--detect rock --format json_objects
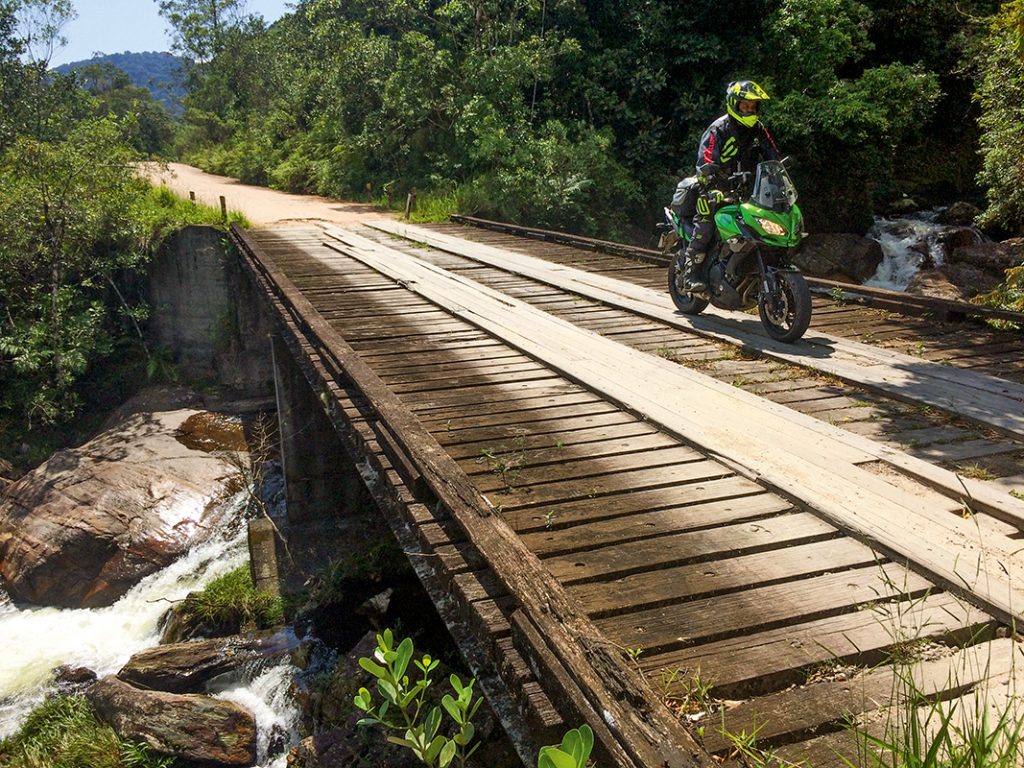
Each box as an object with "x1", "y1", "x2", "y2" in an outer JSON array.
[
  {"x1": 943, "y1": 263, "x2": 1002, "y2": 298},
  {"x1": 792, "y1": 233, "x2": 884, "y2": 283},
  {"x1": 118, "y1": 632, "x2": 295, "y2": 693},
  {"x1": 87, "y1": 675, "x2": 257, "y2": 766},
  {"x1": 99, "y1": 385, "x2": 204, "y2": 433},
  {"x1": 52, "y1": 664, "x2": 97, "y2": 694},
  {"x1": 950, "y1": 238, "x2": 1024, "y2": 275},
  {"x1": 288, "y1": 730, "x2": 362, "y2": 768},
  {"x1": 0, "y1": 409, "x2": 245, "y2": 608},
  {"x1": 935, "y1": 227, "x2": 982, "y2": 263},
  {"x1": 885, "y1": 197, "x2": 919, "y2": 215},
  {"x1": 905, "y1": 269, "x2": 965, "y2": 301},
  {"x1": 937, "y1": 201, "x2": 982, "y2": 226}
]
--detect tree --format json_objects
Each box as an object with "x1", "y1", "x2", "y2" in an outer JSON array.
[
  {"x1": 156, "y1": 0, "x2": 252, "y2": 61},
  {"x1": 0, "y1": 117, "x2": 149, "y2": 425},
  {"x1": 975, "y1": 0, "x2": 1024, "y2": 235}
]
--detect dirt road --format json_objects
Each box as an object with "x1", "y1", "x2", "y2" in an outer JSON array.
[{"x1": 142, "y1": 162, "x2": 392, "y2": 227}]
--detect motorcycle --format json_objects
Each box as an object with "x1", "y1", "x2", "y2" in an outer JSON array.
[{"x1": 661, "y1": 159, "x2": 812, "y2": 343}]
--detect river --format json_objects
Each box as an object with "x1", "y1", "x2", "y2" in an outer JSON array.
[
  {"x1": 865, "y1": 208, "x2": 984, "y2": 291},
  {"x1": 0, "y1": 489, "x2": 302, "y2": 767}
]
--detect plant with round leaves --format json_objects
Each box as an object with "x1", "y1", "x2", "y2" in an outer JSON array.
[
  {"x1": 353, "y1": 628, "x2": 482, "y2": 768},
  {"x1": 537, "y1": 724, "x2": 594, "y2": 768}
]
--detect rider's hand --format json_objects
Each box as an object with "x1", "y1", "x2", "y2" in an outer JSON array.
[{"x1": 708, "y1": 189, "x2": 726, "y2": 204}]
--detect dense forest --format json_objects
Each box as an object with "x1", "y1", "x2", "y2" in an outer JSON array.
[
  {"x1": 1, "y1": 0, "x2": 1023, "y2": 445},
  {"x1": 160, "y1": 0, "x2": 1022, "y2": 241}
]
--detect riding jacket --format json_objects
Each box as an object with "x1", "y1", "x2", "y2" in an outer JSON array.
[{"x1": 695, "y1": 113, "x2": 780, "y2": 187}]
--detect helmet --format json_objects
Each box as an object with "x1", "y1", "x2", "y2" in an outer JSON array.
[{"x1": 726, "y1": 80, "x2": 770, "y2": 128}]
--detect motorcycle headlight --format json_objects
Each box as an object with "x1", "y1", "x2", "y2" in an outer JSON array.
[{"x1": 756, "y1": 217, "x2": 787, "y2": 236}]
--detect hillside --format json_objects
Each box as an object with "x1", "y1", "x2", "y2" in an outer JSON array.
[{"x1": 55, "y1": 51, "x2": 186, "y2": 113}]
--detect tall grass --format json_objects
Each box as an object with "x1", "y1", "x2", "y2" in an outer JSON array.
[
  {"x1": 137, "y1": 184, "x2": 251, "y2": 247},
  {"x1": 0, "y1": 695, "x2": 180, "y2": 768},
  {"x1": 180, "y1": 563, "x2": 283, "y2": 633}
]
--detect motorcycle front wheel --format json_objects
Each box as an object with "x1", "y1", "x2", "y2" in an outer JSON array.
[
  {"x1": 668, "y1": 259, "x2": 709, "y2": 315},
  {"x1": 758, "y1": 270, "x2": 811, "y2": 343}
]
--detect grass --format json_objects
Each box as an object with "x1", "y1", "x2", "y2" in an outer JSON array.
[
  {"x1": 139, "y1": 184, "x2": 251, "y2": 245},
  {"x1": 0, "y1": 695, "x2": 181, "y2": 768},
  {"x1": 956, "y1": 464, "x2": 998, "y2": 481},
  {"x1": 179, "y1": 563, "x2": 283, "y2": 632}
]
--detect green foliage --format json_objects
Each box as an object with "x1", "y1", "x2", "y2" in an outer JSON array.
[
  {"x1": 179, "y1": 563, "x2": 284, "y2": 633},
  {"x1": 354, "y1": 629, "x2": 482, "y2": 768},
  {"x1": 0, "y1": 694, "x2": 181, "y2": 768},
  {"x1": 974, "y1": 263, "x2": 1024, "y2": 316},
  {"x1": 537, "y1": 724, "x2": 594, "y2": 768},
  {"x1": 975, "y1": 1, "x2": 1024, "y2": 235}
]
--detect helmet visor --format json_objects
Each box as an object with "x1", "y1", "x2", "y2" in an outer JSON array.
[{"x1": 737, "y1": 99, "x2": 760, "y2": 115}]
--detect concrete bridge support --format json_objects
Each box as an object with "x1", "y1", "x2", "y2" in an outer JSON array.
[{"x1": 270, "y1": 333, "x2": 385, "y2": 589}]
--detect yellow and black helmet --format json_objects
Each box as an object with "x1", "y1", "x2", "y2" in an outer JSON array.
[{"x1": 726, "y1": 80, "x2": 770, "y2": 128}]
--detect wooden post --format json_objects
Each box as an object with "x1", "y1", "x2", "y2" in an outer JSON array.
[
  {"x1": 219, "y1": 195, "x2": 227, "y2": 221},
  {"x1": 404, "y1": 187, "x2": 417, "y2": 220},
  {"x1": 189, "y1": 190, "x2": 196, "y2": 203},
  {"x1": 366, "y1": 181, "x2": 373, "y2": 202},
  {"x1": 247, "y1": 518, "x2": 280, "y2": 599}
]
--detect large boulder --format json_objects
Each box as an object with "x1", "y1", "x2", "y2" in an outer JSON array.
[
  {"x1": 87, "y1": 676, "x2": 257, "y2": 766},
  {"x1": 950, "y1": 238, "x2": 1024, "y2": 275},
  {"x1": 792, "y1": 233, "x2": 884, "y2": 283},
  {"x1": 0, "y1": 409, "x2": 245, "y2": 608},
  {"x1": 937, "y1": 201, "x2": 982, "y2": 227},
  {"x1": 118, "y1": 631, "x2": 295, "y2": 693}
]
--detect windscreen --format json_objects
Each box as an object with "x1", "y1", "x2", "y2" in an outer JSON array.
[{"x1": 749, "y1": 161, "x2": 798, "y2": 212}]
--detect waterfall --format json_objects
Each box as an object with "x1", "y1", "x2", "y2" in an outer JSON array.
[
  {"x1": 0, "y1": 484, "x2": 303, "y2": 767},
  {"x1": 864, "y1": 208, "x2": 984, "y2": 291}
]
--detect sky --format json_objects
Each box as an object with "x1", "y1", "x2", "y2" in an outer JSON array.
[{"x1": 50, "y1": 0, "x2": 294, "y2": 67}]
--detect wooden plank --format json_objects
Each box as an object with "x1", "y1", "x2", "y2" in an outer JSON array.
[
  {"x1": 704, "y1": 638, "x2": 1023, "y2": 755},
  {"x1": 522, "y1": 492, "x2": 790, "y2": 556},
  {"x1": 488, "y1": 458, "x2": 734, "y2": 512},
  {"x1": 545, "y1": 511, "x2": 838, "y2": 583},
  {"x1": 471, "y1": 445, "x2": 705, "y2": 494},
  {"x1": 639, "y1": 591, "x2": 992, "y2": 698},
  {"x1": 569, "y1": 536, "x2": 876, "y2": 617},
  {"x1": 501, "y1": 475, "x2": 769, "y2": 533},
  {"x1": 446, "y1": 421, "x2": 665, "y2": 462},
  {"x1": 595, "y1": 563, "x2": 934, "y2": 654}
]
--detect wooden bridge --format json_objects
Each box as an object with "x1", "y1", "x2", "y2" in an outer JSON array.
[{"x1": 228, "y1": 219, "x2": 1024, "y2": 768}]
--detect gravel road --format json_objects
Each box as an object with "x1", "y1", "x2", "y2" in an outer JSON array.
[{"x1": 142, "y1": 162, "x2": 392, "y2": 227}]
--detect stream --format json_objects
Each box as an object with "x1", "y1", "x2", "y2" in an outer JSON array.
[
  {"x1": 0, "y1": 489, "x2": 302, "y2": 767},
  {"x1": 864, "y1": 208, "x2": 985, "y2": 291}
]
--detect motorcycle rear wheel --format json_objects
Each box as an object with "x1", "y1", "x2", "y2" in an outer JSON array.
[
  {"x1": 668, "y1": 259, "x2": 709, "y2": 315},
  {"x1": 758, "y1": 270, "x2": 811, "y2": 343}
]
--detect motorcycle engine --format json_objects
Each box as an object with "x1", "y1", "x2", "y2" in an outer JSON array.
[{"x1": 707, "y1": 259, "x2": 743, "y2": 310}]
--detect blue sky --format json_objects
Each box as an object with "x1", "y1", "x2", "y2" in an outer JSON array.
[{"x1": 51, "y1": 0, "x2": 294, "y2": 66}]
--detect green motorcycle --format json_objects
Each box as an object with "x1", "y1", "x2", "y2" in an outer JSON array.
[{"x1": 664, "y1": 159, "x2": 811, "y2": 343}]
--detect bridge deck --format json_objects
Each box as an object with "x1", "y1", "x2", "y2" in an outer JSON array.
[{"x1": 235, "y1": 223, "x2": 1023, "y2": 767}]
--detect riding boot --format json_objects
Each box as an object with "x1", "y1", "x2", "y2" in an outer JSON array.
[{"x1": 680, "y1": 249, "x2": 707, "y2": 293}]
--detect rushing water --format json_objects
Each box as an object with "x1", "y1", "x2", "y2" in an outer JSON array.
[
  {"x1": 864, "y1": 208, "x2": 984, "y2": 291},
  {"x1": 0, "y1": 487, "x2": 303, "y2": 766}
]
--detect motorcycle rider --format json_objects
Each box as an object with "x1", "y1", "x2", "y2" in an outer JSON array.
[{"x1": 680, "y1": 80, "x2": 781, "y2": 292}]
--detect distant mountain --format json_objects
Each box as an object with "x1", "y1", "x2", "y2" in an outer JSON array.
[{"x1": 55, "y1": 51, "x2": 187, "y2": 114}]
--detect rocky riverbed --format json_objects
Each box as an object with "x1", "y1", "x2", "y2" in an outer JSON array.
[{"x1": 0, "y1": 387, "x2": 520, "y2": 768}]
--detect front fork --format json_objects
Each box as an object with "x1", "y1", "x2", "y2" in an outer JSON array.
[{"x1": 757, "y1": 252, "x2": 786, "y2": 315}]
